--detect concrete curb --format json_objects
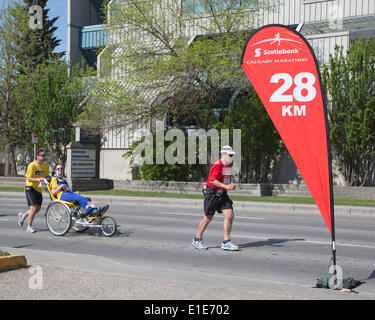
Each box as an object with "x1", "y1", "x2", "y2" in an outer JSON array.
[{"x1": 0, "y1": 254, "x2": 27, "y2": 272}]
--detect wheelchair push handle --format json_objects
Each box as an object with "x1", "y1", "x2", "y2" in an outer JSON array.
[{"x1": 38, "y1": 177, "x2": 52, "y2": 192}]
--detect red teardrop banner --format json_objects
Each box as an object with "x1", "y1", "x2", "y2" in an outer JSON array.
[{"x1": 241, "y1": 24, "x2": 334, "y2": 234}]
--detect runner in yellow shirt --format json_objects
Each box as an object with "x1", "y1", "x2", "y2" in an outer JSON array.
[{"x1": 18, "y1": 149, "x2": 50, "y2": 233}]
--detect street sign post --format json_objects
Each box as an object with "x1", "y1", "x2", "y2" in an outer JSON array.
[
  {"x1": 32, "y1": 132, "x2": 38, "y2": 144},
  {"x1": 32, "y1": 132, "x2": 38, "y2": 156}
]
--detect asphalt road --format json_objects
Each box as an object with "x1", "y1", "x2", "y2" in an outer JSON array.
[{"x1": 1, "y1": 191, "x2": 375, "y2": 300}]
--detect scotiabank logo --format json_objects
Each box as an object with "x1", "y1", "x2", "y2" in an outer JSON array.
[
  {"x1": 254, "y1": 48, "x2": 261, "y2": 57},
  {"x1": 254, "y1": 47, "x2": 299, "y2": 57}
]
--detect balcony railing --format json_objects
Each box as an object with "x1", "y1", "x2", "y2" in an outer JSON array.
[{"x1": 80, "y1": 24, "x2": 107, "y2": 49}]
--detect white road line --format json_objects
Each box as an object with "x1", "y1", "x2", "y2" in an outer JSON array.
[{"x1": 156, "y1": 211, "x2": 266, "y2": 220}]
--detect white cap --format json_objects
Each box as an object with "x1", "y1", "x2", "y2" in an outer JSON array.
[{"x1": 220, "y1": 146, "x2": 236, "y2": 155}]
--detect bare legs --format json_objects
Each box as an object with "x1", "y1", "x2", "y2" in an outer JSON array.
[
  {"x1": 23, "y1": 204, "x2": 40, "y2": 227},
  {"x1": 195, "y1": 209, "x2": 234, "y2": 241}
]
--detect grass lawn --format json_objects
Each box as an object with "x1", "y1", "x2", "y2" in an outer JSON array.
[
  {"x1": 84, "y1": 189, "x2": 375, "y2": 208},
  {"x1": 0, "y1": 250, "x2": 10, "y2": 256}
]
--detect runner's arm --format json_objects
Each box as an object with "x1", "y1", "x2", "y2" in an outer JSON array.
[
  {"x1": 26, "y1": 177, "x2": 45, "y2": 183},
  {"x1": 51, "y1": 184, "x2": 67, "y2": 197},
  {"x1": 209, "y1": 180, "x2": 235, "y2": 190}
]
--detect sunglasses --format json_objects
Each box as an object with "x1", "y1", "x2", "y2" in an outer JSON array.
[{"x1": 228, "y1": 154, "x2": 233, "y2": 157}]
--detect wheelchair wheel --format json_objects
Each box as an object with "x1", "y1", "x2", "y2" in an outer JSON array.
[
  {"x1": 46, "y1": 201, "x2": 72, "y2": 236},
  {"x1": 101, "y1": 216, "x2": 117, "y2": 237}
]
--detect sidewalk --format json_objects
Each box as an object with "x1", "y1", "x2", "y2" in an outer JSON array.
[{"x1": 0, "y1": 247, "x2": 366, "y2": 300}]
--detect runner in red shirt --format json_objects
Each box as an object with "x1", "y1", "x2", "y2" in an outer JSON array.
[{"x1": 192, "y1": 146, "x2": 239, "y2": 251}]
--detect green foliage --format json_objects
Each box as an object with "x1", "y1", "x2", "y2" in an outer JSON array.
[
  {"x1": 218, "y1": 89, "x2": 283, "y2": 183},
  {"x1": 139, "y1": 161, "x2": 201, "y2": 182},
  {"x1": 125, "y1": 133, "x2": 204, "y2": 182},
  {"x1": 27, "y1": 60, "x2": 95, "y2": 164},
  {"x1": 81, "y1": 0, "x2": 282, "y2": 183},
  {"x1": 0, "y1": 250, "x2": 10, "y2": 256},
  {"x1": 80, "y1": 0, "x2": 276, "y2": 131},
  {"x1": 0, "y1": 0, "x2": 32, "y2": 174},
  {"x1": 0, "y1": 0, "x2": 65, "y2": 174},
  {"x1": 322, "y1": 38, "x2": 375, "y2": 186},
  {"x1": 20, "y1": 0, "x2": 63, "y2": 69}
]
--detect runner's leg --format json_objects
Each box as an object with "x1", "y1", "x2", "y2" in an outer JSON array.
[
  {"x1": 26, "y1": 204, "x2": 41, "y2": 227},
  {"x1": 222, "y1": 209, "x2": 234, "y2": 241},
  {"x1": 196, "y1": 215, "x2": 214, "y2": 239}
]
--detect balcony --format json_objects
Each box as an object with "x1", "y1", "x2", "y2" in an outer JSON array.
[{"x1": 80, "y1": 24, "x2": 107, "y2": 49}]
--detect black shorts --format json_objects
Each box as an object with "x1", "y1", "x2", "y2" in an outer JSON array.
[
  {"x1": 25, "y1": 187, "x2": 43, "y2": 207},
  {"x1": 203, "y1": 192, "x2": 233, "y2": 215}
]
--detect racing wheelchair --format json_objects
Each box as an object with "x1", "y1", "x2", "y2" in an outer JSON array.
[{"x1": 41, "y1": 179, "x2": 117, "y2": 237}]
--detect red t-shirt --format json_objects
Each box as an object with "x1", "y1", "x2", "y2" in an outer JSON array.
[{"x1": 206, "y1": 159, "x2": 231, "y2": 192}]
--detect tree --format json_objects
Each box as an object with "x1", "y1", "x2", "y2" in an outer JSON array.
[
  {"x1": 79, "y1": 0, "x2": 276, "y2": 131},
  {"x1": 0, "y1": 0, "x2": 32, "y2": 175},
  {"x1": 322, "y1": 38, "x2": 375, "y2": 186},
  {"x1": 0, "y1": 0, "x2": 65, "y2": 175},
  {"x1": 18, "y1": 0, "x2": 63, "y2": 71},
  {"x1": 126, "y1": 133, "x2": 204, "y2": 181},
  {"x1": 218, "y1": 88, "x2": 283, "y2": 183},
  {"x1": 26, "y1": 59, "x2": 95, "y2": 165}
]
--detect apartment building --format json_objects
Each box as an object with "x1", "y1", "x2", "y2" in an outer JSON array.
[
  {"x1": 68, "y1": 0, "x2": 375, "y2": 182},
  {"x1": 67, "y1": 0, "x2": 106, "y2": 69}
]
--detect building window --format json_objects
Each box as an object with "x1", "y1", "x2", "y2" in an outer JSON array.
[
  {"x1": 182, "y1": 0, "x2": 206, "y2": 15},
  {"x1": 350, "y1": 28, "x2": 375, "y2": 41},
  {"x1": 182, "y1": 0, "x2": 258, "y2": 15}
]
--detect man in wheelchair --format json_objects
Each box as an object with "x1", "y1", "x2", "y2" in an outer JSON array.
[{"x1": 50, "y1": 164, "x2": 109, "y2": 218}]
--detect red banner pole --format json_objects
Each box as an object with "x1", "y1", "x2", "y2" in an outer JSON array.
[{"x1": 241, "y1": 24, "x2": 336, "y2": 267}]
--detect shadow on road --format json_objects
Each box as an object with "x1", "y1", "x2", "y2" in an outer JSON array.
[
  {"x1": 58, "y1": 228, "x2": 133, "y2": 238},
  {"x1": 364, "y1": 269, "x2": 375, "y2": 281},
  {"x1": 12, "y1": 244, "x2": 33, "y2": 249},
  {"x1": 207, "y1": 238, "x2": 305, "y2": 250},
  {"x1": 239, "y1": 238, "x2": 305, "y2": 249}
]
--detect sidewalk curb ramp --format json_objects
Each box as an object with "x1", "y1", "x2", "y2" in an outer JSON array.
[{"x1": 0, "y1": 254, "x2": 27, "y2": 272}]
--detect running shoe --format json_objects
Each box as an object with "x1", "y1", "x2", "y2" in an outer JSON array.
[
  {"x1": 26, "y1": 226, "x2": 36, "y2": 233},
  {"x1": 99, "y1": 204, "x2": 109, "y2": 216},
  {"x1": 192, "y1": 239, "x2": 208, "y2": 250},
  {"x1": 18, "y1": 212, "x2": 25, "y2": 226},
  {"x1": 88, "y1": 208, "x2": 99, "y2": 217},
  {"x1": 221, "y1": 240, "x2": 239, "y2": 251}
]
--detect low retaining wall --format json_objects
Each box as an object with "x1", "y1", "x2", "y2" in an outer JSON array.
[
  {"x1": 1, "y1": 177, "x2": 375, "y2": 200},
  {"x1": 0, "y1": 177, "x2": 113, "y2": 192},
  {"x1": 113, "y1": 180, "x2": 268, "y2": 196},
  {"x1": 113, "y1": 180, "x2": 375, "y2": 200}
]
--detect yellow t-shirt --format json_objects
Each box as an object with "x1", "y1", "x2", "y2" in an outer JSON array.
[
  {"x1": 50, "y1": 177, "x2": 69, "y2": 199},
  {"x1": 25, "y1": 161, "x2": 50, "y2": 193}
]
